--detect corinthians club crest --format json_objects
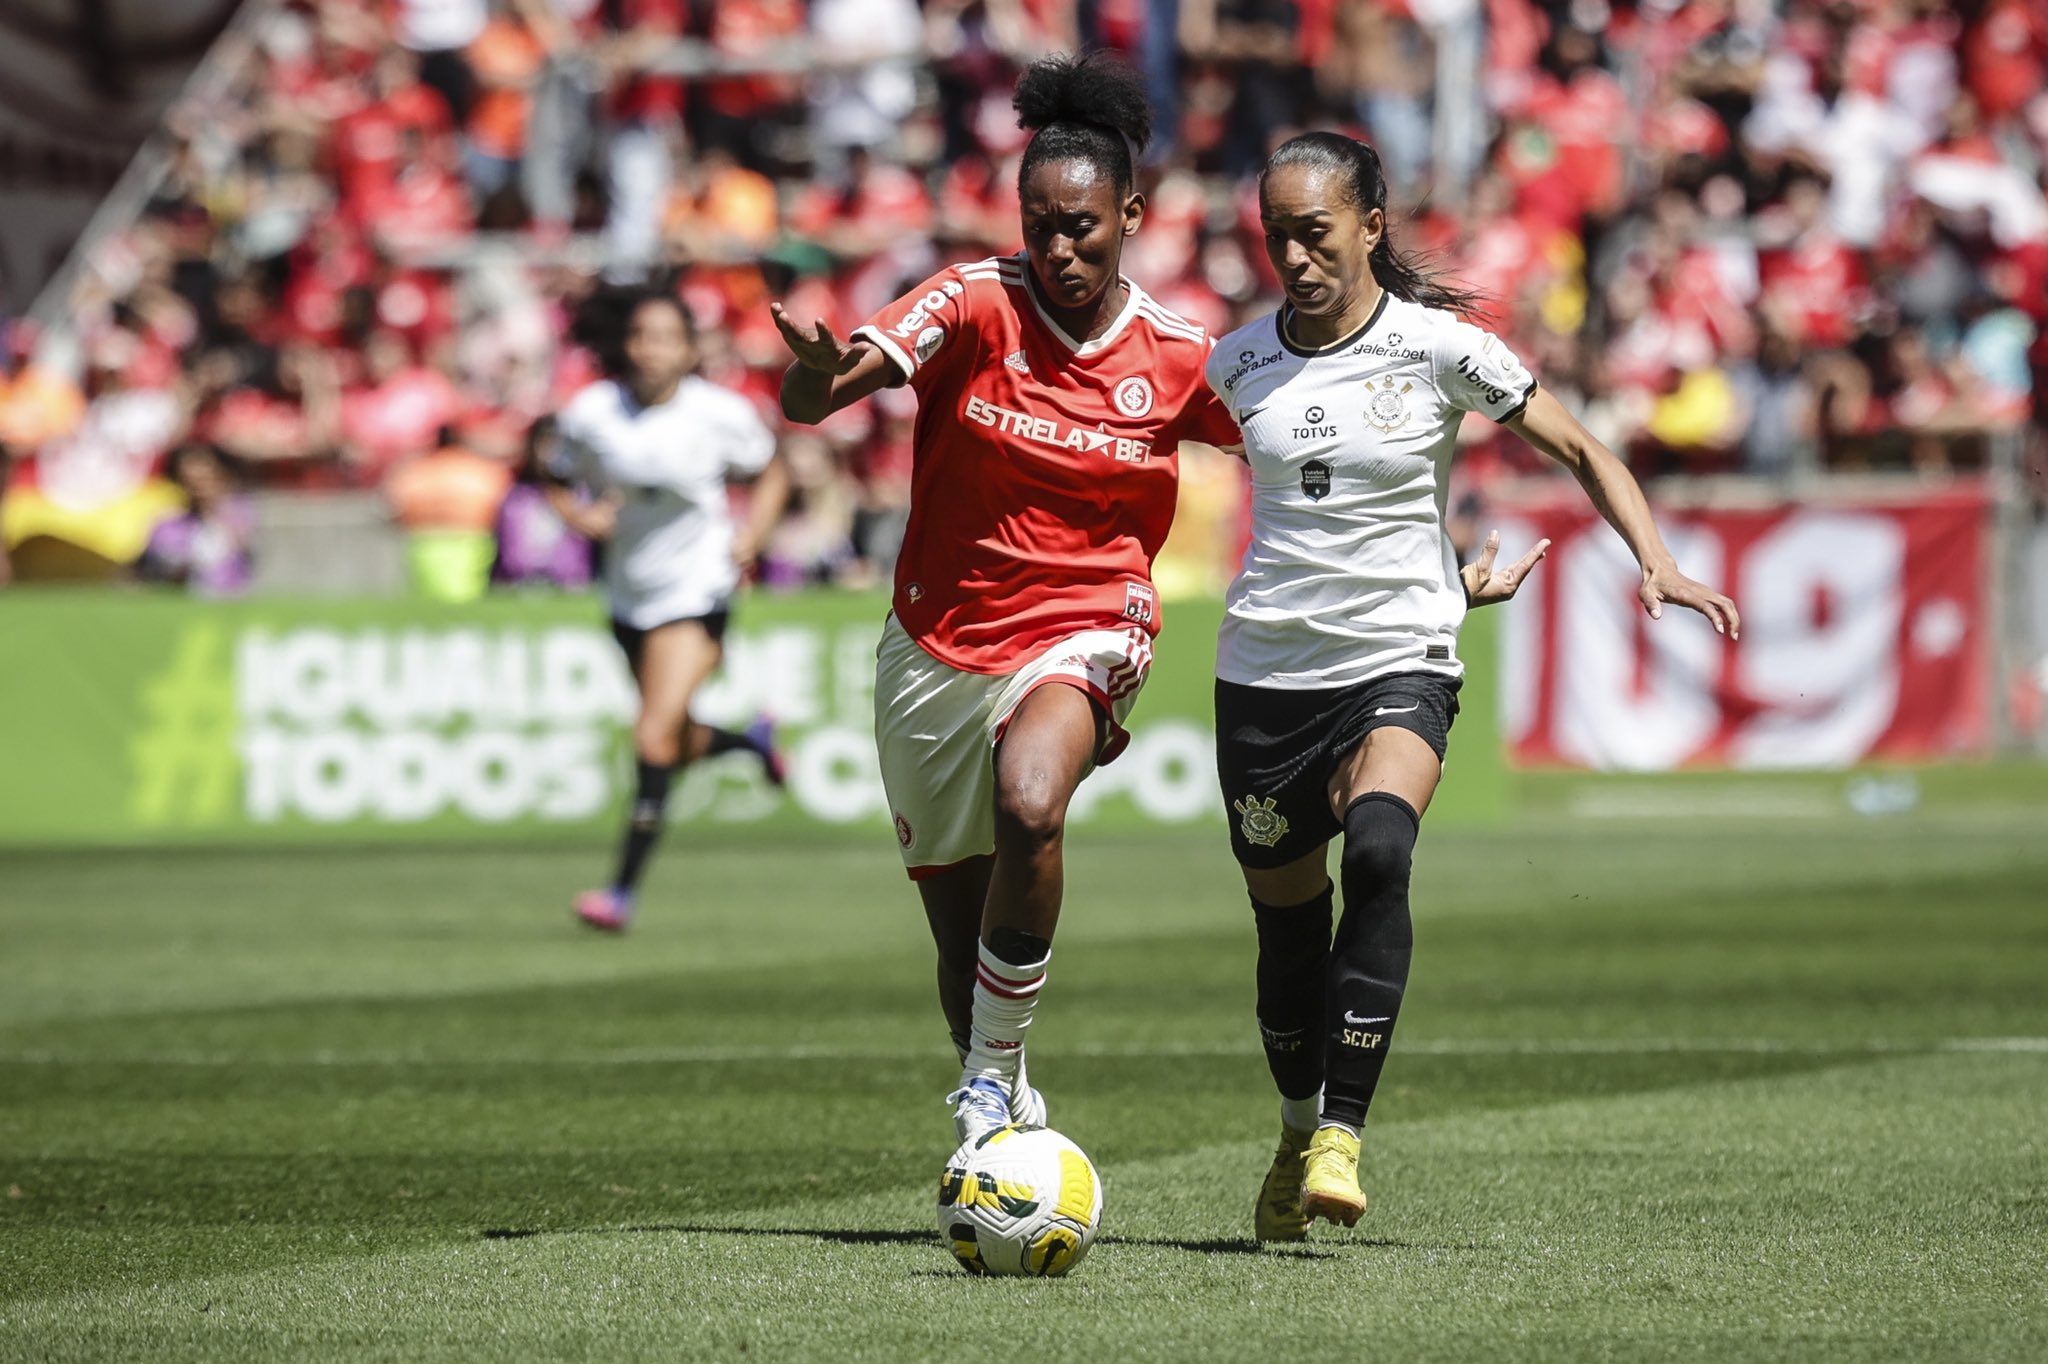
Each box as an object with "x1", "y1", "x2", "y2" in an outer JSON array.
[
  {"x1": 1365, "y1": 375, "x2": 1413, "y2": 433},
  {"x1": 1234, "y1": 795, "x2": 1290, "y2": 848}
]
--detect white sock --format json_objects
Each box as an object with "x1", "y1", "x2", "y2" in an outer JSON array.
[
  {"x1": 1281, "y1": 1092, "x2": 1321, "y2": 1134},
  {"x1": 965, "y1": 939, "x2": 1049, "y2": 1087},
  {"x1": 1317, "y1": 1119, "x2": 1360, "y2": 1139}
]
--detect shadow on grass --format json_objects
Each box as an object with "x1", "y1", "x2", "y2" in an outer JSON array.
[{"x1": 482, "y1": 1223, "x2": 1353, "y2": 1258}]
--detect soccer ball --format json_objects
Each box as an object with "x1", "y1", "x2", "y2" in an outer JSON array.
[{"x1": 935, "y1": 1125, "x2": 1103, "y2": 1277}]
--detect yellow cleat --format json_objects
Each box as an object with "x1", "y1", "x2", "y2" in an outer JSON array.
[
  {"x1": 1255, "y1": 1124, "x2": 1316, "y2": 1242},
  {"x1": 1299, "y1": 1126, "x2": 1367, "y2": 1228}
]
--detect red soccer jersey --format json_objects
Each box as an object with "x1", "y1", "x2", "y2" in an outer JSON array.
[{"x1": 853, "y1": 255, "x2": 1239, "y2": 673}]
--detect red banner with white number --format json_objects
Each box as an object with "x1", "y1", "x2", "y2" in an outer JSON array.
[{"x1": 1491, "y1": 484, "x2": 1991, "y2": 769}]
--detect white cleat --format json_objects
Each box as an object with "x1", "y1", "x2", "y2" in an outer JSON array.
[
  {"x1": 1011, "y1": 1055, "x2": 1047, "y2": 1128},
  {"x1": 947, "y1": 1076, "x2": 1013, "y2": 1147},
  {"x1": 1011, "y1": 1082, "x2": 1048, "y2": 1128}
]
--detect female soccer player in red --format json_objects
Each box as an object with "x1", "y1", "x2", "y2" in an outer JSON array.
[
  {"x1": 1208, "y1": 132, "x2": 1738, "y2": 1238},
  {"x1": 772, "y1": 52, "x2": 1238, "y2": 1143}
]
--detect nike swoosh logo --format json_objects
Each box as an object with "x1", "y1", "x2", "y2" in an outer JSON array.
[
  {"x1": 1240, "y1": 407, "x2": 1266, "y2": 422},
  {"x1": 1374, "y1": 704, "x2": 1420, "y2": 717},
  {"x1": 1344, "y1": 1012, "x2": 1389, "y2": 1025}
]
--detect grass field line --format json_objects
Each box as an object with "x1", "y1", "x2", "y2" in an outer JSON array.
[{"x1": 7, "y1": 1035, "x2": 2046, "y2": 1067}]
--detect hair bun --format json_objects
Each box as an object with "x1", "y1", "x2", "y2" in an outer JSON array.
[{"x1": 1012, "y1": 51, "x2": 1152, "y2": 153}]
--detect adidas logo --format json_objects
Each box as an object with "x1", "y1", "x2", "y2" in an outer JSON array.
[{"x1": 1004, "y1": 350, "x2": 1030, "y2": 372}]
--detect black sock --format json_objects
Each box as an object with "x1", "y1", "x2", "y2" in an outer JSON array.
[
  {"x1": 1251, "y1": 883, "x2": 1334, "y2": 1103},
  {"x1": 702, "y1": 726, "x2": 756, "y2": 758},
  {"x1": 611, "y1": 760, "x2": 673, "y2": 894},
  {"x1": 987, "y1": 926, "x2": 1052, "y2": 968},
  {"x1": 1321, "y1": 792, "x2": 1418, "y2": 1132}
]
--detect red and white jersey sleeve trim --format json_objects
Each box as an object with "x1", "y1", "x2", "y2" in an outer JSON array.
[
  {"x1": 851, "y1": 323, "x2": 915, "y2": 380},
  {"x1": 851, "y1": 257, "x2": 1016, "y2": 384}
]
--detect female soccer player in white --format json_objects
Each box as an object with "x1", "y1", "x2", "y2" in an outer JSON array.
[
  {"x1": 771, "y1": 53, "x2": 1238, "y2": 1143},
  {"x1": 546, "y1": 289, "x2": 792, "y2": 931},
  {"x1": 1209, "y1": 133, "x2": 1740, "y2": 1237}
]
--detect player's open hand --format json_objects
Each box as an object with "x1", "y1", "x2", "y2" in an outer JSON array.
[
  {"x1": 770, "y1": 304, "x2": 862, "y2": 376},
  {"x1": 1640, "y1": 561, "x2": 1741, "y2": 639},
  {"x1": 1461, "y1": 530, "x2": 1549, "y2": 608},
  {"x1": 565, "y1": 492, "x2": 621, "y2": 543}
]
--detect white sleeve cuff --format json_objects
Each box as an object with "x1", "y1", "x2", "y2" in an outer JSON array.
[{"x1": 852, "y1": 325, "x2": 915, "y2": 386}]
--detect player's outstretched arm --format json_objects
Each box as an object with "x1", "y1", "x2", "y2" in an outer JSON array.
[
  {"x1": 1505, "y1": 388, "x2": 1740, "y2": 639},
  {"x1": 731, "y1": 453, "x2": 793, "y2": 574},
  {"x1": 771, "y1": 304, "x2": 896, "y2": 425}
]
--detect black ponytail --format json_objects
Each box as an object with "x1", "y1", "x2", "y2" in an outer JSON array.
[
  {"x1": 1014, "y1": 51, "x2": 1153, "y2": 198},
  {"x1": 1263, "y1": 132, "x2": 1487, "y2": 316}
]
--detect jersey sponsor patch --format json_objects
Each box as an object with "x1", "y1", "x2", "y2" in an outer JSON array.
[
  {"x1": 887, "y1": 280, "x2": 965, "y2": 340},
  {"x1": 1292, "y1": 405, "x2": 1336, "y2": 440},
  {"x1": 1453, "y1": 336, "x2": 1533, "y2": 412},
  {"x1": 962, "y1": 394, "x2": 1156, "y2": 463},
  {"x1": 1352, "y1": 330, "x2": 1428, "y2": 361},
  {"x1": 1453, "y1": 353, "x2": 1511, "y2": 406},
  {"x1": 1223, "y1": 347, "x2": 1282, "y2": 390},
  {"x1": 916, "y1": 326, "x2": 946, "y2": 364},
  {"x1": 1114, "y1": 376, "x2": 1155, "y2": 418},
  {"x1": 1301, "y1": 459, "x2": 1332, "y2": 501}
]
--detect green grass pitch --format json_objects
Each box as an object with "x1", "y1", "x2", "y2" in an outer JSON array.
[{"x1": 4, "y1": 791, "x2": 2046, "y2": 1361}]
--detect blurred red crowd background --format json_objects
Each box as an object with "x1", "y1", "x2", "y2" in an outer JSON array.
[{"x1": 1, "y1": 0, "x2": 2043, "y2": 594}]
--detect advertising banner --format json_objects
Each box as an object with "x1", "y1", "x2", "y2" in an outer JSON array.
[
  {"x1": 0, "y1": 589, "x2": 1507, "y2": 846},
  {"x1": 1493, "y1": 485, "x2": 1991, "y2": 770}
]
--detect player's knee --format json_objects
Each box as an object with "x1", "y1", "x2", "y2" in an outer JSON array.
[
  {"x1": 992, "y1": 771, "x2": 1068, "y2": 851},
  {"x1": 1339, "y1": 793, "x2": 1419, "y2": 894},
  {"x1": 634, "y1": 716, "x2": 684, "y2": 768}
]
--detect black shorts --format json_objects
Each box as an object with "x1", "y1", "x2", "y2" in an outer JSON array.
[
  {"x1": 1215, "y1": 670, "x2": 1461, "y2": 869},
  {"x1": 610, "y1": 607, "x2": 731, "y2": 669}
]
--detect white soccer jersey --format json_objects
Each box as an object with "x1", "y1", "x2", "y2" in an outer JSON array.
[
  {"x1": 550, "y1": 375, "x2": 776, "y2": 628},
  {"x1": 1207, "y1": 294, "x2": 1537, "y2": 689}
]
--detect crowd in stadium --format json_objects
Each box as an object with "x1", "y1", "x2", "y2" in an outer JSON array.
[{"x1": 1, "y1": 0, "x2": 2044, "y2": 595}]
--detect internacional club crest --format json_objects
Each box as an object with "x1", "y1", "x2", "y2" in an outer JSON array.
[
  {"x1": 1114, "y1": 376, "x2": 1155, "y2": 418},
  {"x1": 1233, "y1": 795, "x2": 1290, "y2": 848},
  {"x1": 1365, "y1": 375, "x2": 1413, "y2": 433}
]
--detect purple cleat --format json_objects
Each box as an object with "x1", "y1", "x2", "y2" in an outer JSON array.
[
  {"x1": 747, "y1": 717, "x2": 788, "y2": 789},
  {"x1": 574, "y1": 888, "x2": 633, "y2": 932}
]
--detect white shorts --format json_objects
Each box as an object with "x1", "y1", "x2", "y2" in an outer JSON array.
[{"x1": 874, "y1": 614, "x2": 1154, "y2": 878}]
